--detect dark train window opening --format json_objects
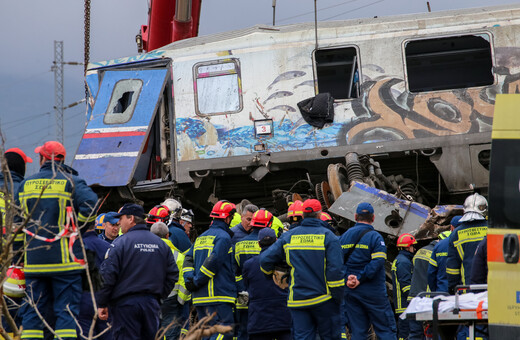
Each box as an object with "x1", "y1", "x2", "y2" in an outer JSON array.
[
  {"x1": 405, "y1": 34, "x2": 494, "y2": 93},
  {"x1": 315, "y1": 47, "x2": 360, "y2": 100},
  {"x1": 104, "y1": 79, "x2": 143, "y2": 124}
]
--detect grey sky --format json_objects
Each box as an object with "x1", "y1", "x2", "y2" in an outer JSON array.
[{"x1": 1, "y1": 0, "x2": 518, "y2": 175}]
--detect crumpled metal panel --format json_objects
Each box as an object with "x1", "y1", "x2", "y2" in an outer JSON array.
[{"x1": 328, "y1": 181, "x2": 430, "y2": 237}]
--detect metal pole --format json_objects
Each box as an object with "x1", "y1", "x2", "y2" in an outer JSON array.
[
  {"x1": 53, "y1": 41, "x2": 64, "y2": 144},
  {"x1": 272, "y1": 0, "x2": 276, "y2": 26}
]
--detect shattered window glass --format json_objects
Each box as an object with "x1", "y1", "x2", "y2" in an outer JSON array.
[
  {"x1": 405, "y1": 34, "x2": 494, "y2": 93},
  {"x1": 194, "y1": 59, "x2": 242, "y2": 116},
  {"x1": 104, "y1": 79, "x2": 143, "y2": 124}
]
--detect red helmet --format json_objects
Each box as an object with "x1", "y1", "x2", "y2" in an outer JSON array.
[
  {"x1": 146, "y1": 205, "x2": 170, "y2": 224},
  {"x1": 320, "y1": 212, "x2": 333, "y2": 222},
  {"x1": 210, "y1": 201, "x2": 236, "y2": 219},
  {"x1": 4, "y1": 266, "x2": 25, "y2": 298},
  {"x1": 251, "y1": 209, "x2": 274, "y2": 228},
  {"x1": 287, "y1": 200, "x2": 304, "y2": 218},
  {"x1": 396, "y1": 233, "x2": 417, "y2": 248}
]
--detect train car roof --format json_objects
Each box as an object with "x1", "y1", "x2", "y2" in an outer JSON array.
[{"x1": 88, "y1": 4, "x2": 520, "y2": 69}]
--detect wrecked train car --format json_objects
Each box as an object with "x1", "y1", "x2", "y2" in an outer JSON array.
[{"x1": 74, "y1": 4, "x2": 520, "y2": 217}]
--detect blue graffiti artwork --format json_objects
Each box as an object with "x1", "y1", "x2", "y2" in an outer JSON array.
[{"x1": 176, "y1": 117, "x2": 343, "y2": 159}]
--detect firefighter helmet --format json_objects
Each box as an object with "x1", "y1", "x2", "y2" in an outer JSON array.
[
  {"x1": 287, "y1": 200, "x2": 304, "y2": 218},
  {"x1": 463, "y1": 193, "x2": 488, "y2": 216},
  {"x1": 396, "y1": 233, "x2": 417, "y2": 247},
  {"x1": 250, "y1": 209, "x2": 274, "y2": 228},
  {"x1": 180, "y1": 209, "x2": 194, "y2": 224},
  {"x1": 210, "y1": 201, "x2": 236, "y2": 219},
  {"x1": 161, "y1": 198, "x2": 182, "y2": 219},
  {"x1": 146, "y1": 205, "x2": 170, "y2": 224},
  {"x1": 320, "y1": 212, "x2": 333, "y2": 222},
  {"x1": 3, "y1": 266, "x2": 25, "y2": 298},
  {"x1": 95, "y1": 213, "x2": 106, "y2": 230}
]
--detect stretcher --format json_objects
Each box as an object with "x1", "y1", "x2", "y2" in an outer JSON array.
[{"x1": 403, "y1": 284, "x2": 488, "y2": 340}]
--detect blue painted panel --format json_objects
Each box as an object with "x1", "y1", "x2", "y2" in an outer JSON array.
[
  {"x1": 76, "y1": 135, "x2": 146, "y2": 155},
  {"x1": 73, "y1": 69, "x2": 168, "y2": 187},
  {"x1": 87, "y1": 69, "x2": 168, "y2": 129}
]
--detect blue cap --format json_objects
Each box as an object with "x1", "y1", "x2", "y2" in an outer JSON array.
[
  {"x1": 450, "y1": 215, "x2": 462, "y2": 228},
  {"x1": 115, "y1": 203, "x2": 145, "y2": 218},
  {"x1": 356, "y1": 202, "x2": 374, "y2": 215},
  {"x1": 104, "y1": 212, "x2": 120, "y2": 225},
  {"x1": 258, "y1": 227, "x2": 276, "y2": 241}
]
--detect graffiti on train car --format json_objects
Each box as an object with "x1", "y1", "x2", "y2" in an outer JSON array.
[{"x1": 176, "y1": 47, "x2": 520, "y2": 161}]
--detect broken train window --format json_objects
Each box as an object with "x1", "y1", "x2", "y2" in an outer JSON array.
[
  {"x1": 405, "y1": 34, "x2": 494, "y2": 93},
  {"x1": 104, "y1": 79, "x2": 143, "y2": 124},
  {"x1": 315, "y1": 47, "x2": 360, "y2": 100},
  {"x1": 194, "y1": 58, "x2": 242, "y2": 116}
]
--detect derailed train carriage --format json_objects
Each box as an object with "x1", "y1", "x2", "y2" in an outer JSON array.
[{"x1": 74, "y1": 4, "x2": 520, "y2": 234}]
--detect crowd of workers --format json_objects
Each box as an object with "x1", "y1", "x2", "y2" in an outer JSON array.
[{"x1": 0, "y1": 141, "x2": 489, "y2": 340}]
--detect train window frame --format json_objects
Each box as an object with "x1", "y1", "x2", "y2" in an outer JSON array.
[
  {"x1": 193, "y1": 58, "x2": 243, "y2": 117},
  {"x1": 313, "y1": 45, "x2": 362, "y2": 101},
  {"x1": 103, "y1": 79, "x2": 143, "y2": 125},
  {"x1": 402, "y1": 32, "x2": 495, "y2": 93}
]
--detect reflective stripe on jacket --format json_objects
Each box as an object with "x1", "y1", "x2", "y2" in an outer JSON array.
[
  {"x1": 163, "y1": 238, "x2": 191, "y2": 304},
  {"x1": 15, "y1": 162, "x2": 98, "y2": 275},
  {"x1": 260, "y1": 217, "x2": 344, "y2": 308},
  {"x1": 183, "y1": 219, "x2": 237, "y2": 305},
  {"x1": 428, "y1": 237, "x2": 450, "y2": 292},
  {"x1": 391, "y1": 250, "x2": 413, "y2": 314},
  {"x1": 409, "y1": 241, "x2": 436, "y2": 299},
  {"x1": 446, "y1": 220, "x2": 487, "y2": 291}
]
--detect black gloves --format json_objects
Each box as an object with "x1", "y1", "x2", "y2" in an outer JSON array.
[{"x1": 185, "y1": 279, "x2": 199, "y2": 292}]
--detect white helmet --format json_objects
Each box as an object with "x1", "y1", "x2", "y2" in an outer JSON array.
[
  {"x1": 161, "y1": 198, "x2": 182, "y2": 219},
  {"x1": 180, "y1": 209, "x2": 194, "y2": 223},
  {"x1": 463, "y1": 193, "x2": 488, "y2": 216}
]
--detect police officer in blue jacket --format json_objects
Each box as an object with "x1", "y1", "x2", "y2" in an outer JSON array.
[
  {"x1": 260, "y1": 199, "x2": 344, "y2": 340},
  {"x1": 183, "y1": 201, "x2": 237, "y2": 340},
  {"x1": 340, "y1": 202, "x2": 397, "y2": 340},
  {"x1": 428, "y1": 220, "x2": 458, "y2": 293},
  {"x1": 97, "y1": 203, "x2": 178, "y2": 340},
  {"x1": 15, "y1": 141, "x2": 98, "y2": 340}
]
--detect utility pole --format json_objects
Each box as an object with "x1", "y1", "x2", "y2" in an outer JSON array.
[
  {"x1": 53, "y1": 41, "x2": 64, "y2": 144},
  {"x1": 51, "y1": 41, "x2": 83, "y2": 145}
]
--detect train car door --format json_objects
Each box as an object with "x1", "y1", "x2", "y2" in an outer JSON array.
[{"x1": 72, "y1": 68, "x2": 169, "y2": 187}]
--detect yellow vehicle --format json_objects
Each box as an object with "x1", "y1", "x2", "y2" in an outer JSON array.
[{"x1": 488, "y1": 94, "x2": 520, "y2": 337}]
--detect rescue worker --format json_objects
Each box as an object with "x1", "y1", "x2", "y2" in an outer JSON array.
[
  {"x1": 408, "y1": 236, "x2": 438, "y2": 340},
  {"x1": 78, "y1": 218, "x2": 111, "y2": 339},
  {"x1": 179, "y1": 208, "x2": 195, "y2": 236},
  {"x1": 287, "y1": 200, "x2": 303, "y2": 230},
  {"x1": 146, "y1": 205, "x2": 170, "y2": 227},
  {"x1": 230, "y1": 204, "x2": 258, "y2": 244},
  {"x1": 428, "y1": 217, "x2": 460, "y2": 293},
  {"x1": 183, "y1": 201, "x2": 237, "y2": 340},
  {"x1": 95, "y1": 213, "x2": 106, "y2": 235},
  {"x1": 15, "y1": 141, "x2": 98, "y2": 340},
  {"x1": 392, "y1": 233, "x2": 416, "y2": 340},
  {"x1": 340, "y1": 202, "x2": 397, "y2": 340},
  {"x1": 470, "y1": 236, "x2": 488, "y2": 285},
  {"x1": 260, "y1": 199, "x2": 344, "y2": 340},
  {"x1": 0, "y1": 148, "x2": 33, "y2": 201},
  {"x1": 150, "y1": 222, "x2": 191, "y2": 340},
  {"x1": 446, "y1": 194, "x2": 488, "y2": 340},
  {"x1": 243, "y1": 227, "x2": 292, "y2": 340},
  {"x1": 98, "y1": 212, "x2": 120, "y2": 243},
  {"x1": 320, "y1": 211, "x2": 339, "y2": 235},
  {"x1": 235, "y1": 208, "x2": 274, "y2": 340},
  {"x1": 163, "y1": 199, "x2": 192, "y2": 254},
  {"x1": 447, "y1": 193, "x2": 488, "y2": 293},
  {"x1": 97, "y1": 203, "x2": 178, "y2": 340}
]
